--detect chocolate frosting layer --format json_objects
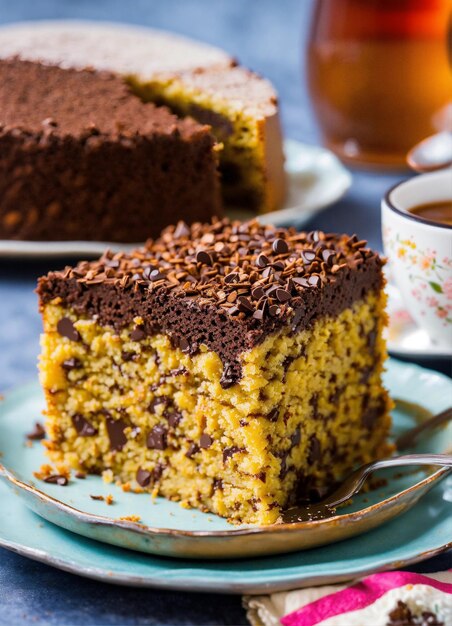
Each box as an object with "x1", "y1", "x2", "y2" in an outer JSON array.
[{"x1": 38, "y1": 219, "x2": 384, "y2": 387}]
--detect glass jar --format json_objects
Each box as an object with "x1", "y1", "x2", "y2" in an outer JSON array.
[{"x1": 307, "y1": 0, "x2": 452, "y2": 169}]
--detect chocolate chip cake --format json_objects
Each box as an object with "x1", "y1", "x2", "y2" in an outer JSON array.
[
  {"x1": 0, "y1": 20, "x2": 286, "y2": 215},
  {"x1": 37, "y1": 219, "x2": 392, "y2": 525},
  {"x1": 0, "y1": 57, "x2": 220, "y2": 242}
]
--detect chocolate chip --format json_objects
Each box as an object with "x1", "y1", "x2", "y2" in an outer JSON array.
[
  {"x1": 279, "y1": 451, "x2": 289, "y2": 479},
  {"x1": 223, "y1": 446, "x2": 244, "y2": 463},
  {"x1": 212, "y1": 477, "x2": 223, "y2": 491},
  {"x1": 61, "y1": 357, "x2": 81, "y2": 371},
  {"x1": 301, "y1": 250, "x2": 316, "y2": 263},
  {"x1": 253, "y1": 309, "x2": 264, "y2": 321},
  {"x1": 268, "y1": 304, "x2": 280, "y2": 317},
  {"x1": 322, "y1": 249, "x2": 336, "y2": 265},
  {"x1": 256, "y1": 471, "x2": 266, "y2": 483},
  {"x1": 200, "y1": 433, "x2": 213, "y2": 449},
  {"x1": 56, "y1": 317, "x2": 80, "y2": 342},
  {"x1": 272, "y1": 238, "x2": 289, "y2": 254},
  {"x1": 308, "y1": 435, "x2": 321, "y2": 464},
  {"x1": 220, "y1": 363, "x2": 237, "y2": 389},
  {"x1": 148, "y1": 397, "x2": 167, "y2": 412},
  {"x1": 121, "y1": 351, "x2": 135, "y2": 362},
  {"x1": 143, "y1": 267, "x2": 165, "y2": 281},
  {"x1": 308, "y1": 275, "x2": 321, "y2": 287},
  {"x1": 44, "y1": 474, "x2": 68, "y2": 486},
  {"x1": 256, "y1": 253, "x2": 270, "y2": 268},
  {"x1": 291, "y1": 308, "x2": 304, "y2": 331},
  {"x1": 251, "y1": 286, "x2": 264, "y2": 300},
  {"x1": 130, "y1": 326, "x2": 145, "y2": 341},
  {"x1": 196, "y1": 250, "x2": 213, "y2": 265},
  {"x1": 26, "y1": 422, "x2": 46, "y2": 440},
  {"x1": 267, "y1": 407, "x2": 279, "y2": 422},
  {"x1": 75, "y1": 472, "x2": 86, "y2": 479},
  {"x1": 275, "y1": 288, "x2": 291, "y2": 303},
  {"x1": 106, "y1": 416, "x2": 128, "y2": 451},
  {"x1": 237, "y1": 296, "x2": 253, "y2": 313},
  {"x1": 173, "y1": 221, "x2": 190, "y2": 239},
  {"x1": 291, "y1": 427, "x2": 301, "y2": 446},
  {"x1": 185, "y1": 442, "x2": 200, "y2": 458},
  {"x1": 72, "y1": 414, "x2": 97, "y2": 437},
  {"x1": 136, "y1": 467, "x2": 152, "y2": 487},
  {"x1": 90, "y1": 494, "x2": 104, "y2": 501},
  {"x1": 179, "y1": 337, "x2": 190, "y2": 353},
  {"x1": 224, "y1": 272, "x2": 239, "y2": 284},
  {"x1": 292, "y1": 277, "x2": 310, "y2": 288},
  {"x1": 146, "y1": 424, "x2": 168, "y2": 450},
  {"x1": 165, "y1": 410, "x2": 182, "y2": 428},
  {"x1": 362, "y1": 405, "x2": 382, "y2": 429}
]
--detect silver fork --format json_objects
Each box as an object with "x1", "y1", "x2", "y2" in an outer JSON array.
[{"x1": 282, "y1": 453, "x2": 452, "y2": 523}]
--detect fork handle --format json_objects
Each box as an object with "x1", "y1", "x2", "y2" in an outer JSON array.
[{"x1": 323, "y1": 453, "x2": 452, "y2": 508}]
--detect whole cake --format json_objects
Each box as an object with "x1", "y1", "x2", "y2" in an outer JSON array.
[
  {"x1": 0, "y1": 58, "x2": 220, "y2": 242},
  {"x1": 37, "y1": 218, "x2": 392, "y2": 525},
  {"x1": 0, "y1": 20, "x2": 286, "y2": 222}
]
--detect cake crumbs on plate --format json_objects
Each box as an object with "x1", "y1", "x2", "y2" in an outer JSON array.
[{"x1": 118, "y1": 515, "x2": 141, "y2": 523}]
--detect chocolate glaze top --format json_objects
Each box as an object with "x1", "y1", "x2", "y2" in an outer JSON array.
[
  {"x1": 0, "y1": 57, "x2": 207, "y2": 140},
  {"x1": 38, "y1": 218, "x2": 384, "y2": 387}
]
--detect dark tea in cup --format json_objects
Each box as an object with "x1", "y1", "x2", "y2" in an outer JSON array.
[{"x1": 408, "y1": 200, "x2": 452, "y2": 226}]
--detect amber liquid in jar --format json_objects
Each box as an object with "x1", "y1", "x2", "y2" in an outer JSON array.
[{"x1": 307, "y1": 0, "x2": 452, "y2": 168}]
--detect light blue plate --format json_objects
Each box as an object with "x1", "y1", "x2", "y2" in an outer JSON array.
[{"x1": 0, "y1": 359, "x2": 451, "y2": 591}]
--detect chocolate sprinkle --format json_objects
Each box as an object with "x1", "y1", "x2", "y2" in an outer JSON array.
[
  {"x1": 56, "y1": 317, "x2": 80, "y2": 342},
  {"x1": 72, "y1": 414, "x2": 98, "y2": 437},
  {"x1": 105, "y1": 416, "x2": 128, "y2": 451}
]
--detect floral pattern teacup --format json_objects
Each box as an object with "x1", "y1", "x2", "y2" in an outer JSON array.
[{"x1": 382, "y1": 170, "x2": 452, "y2": 350}]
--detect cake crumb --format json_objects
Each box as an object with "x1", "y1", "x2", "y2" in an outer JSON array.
[
  {"x1": 121, "y1": 482, "x2": 131, "y2": 492},
  {"x1": 25, "y1": 422, "x2": 46, "y2": 441},
  {"x1": 102, "y1": 469, "x2": 114, "y2": 484},
  {"x1": 118, "y1": 515, "x2": 141, "y2": 522},
  {"x1": 105, "y1": 494, "x2": 114, "y2": 505}
]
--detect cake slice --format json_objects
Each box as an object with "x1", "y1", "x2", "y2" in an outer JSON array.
[
  {"x1": 131, "y1": 65, "x2": 286, "y2": 213},
  {"x1": 0, "y1": 21, "x2": 286, "y2": 214},
  {"x1": 0, "y1": 58, "x2": 220, "y2": 242},
  {"x1": 37, "y1": 219, "x2": 392, "y2": 525}
]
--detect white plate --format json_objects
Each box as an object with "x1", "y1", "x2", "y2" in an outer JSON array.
[
  {"x1": 0, "y1": 139, "x2": 351, "y2": 259},
  {"x1": 386, "y1": 282, "x2": 451, "y2": 360}
]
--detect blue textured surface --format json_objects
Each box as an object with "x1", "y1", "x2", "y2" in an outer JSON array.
[{"x1": 0, "y1": 1, "x2": 450, "y2": 624}]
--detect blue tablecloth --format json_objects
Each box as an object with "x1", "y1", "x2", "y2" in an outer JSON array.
[{"x1": 0, "y1": 1, "x2": 450, "y2": 624}]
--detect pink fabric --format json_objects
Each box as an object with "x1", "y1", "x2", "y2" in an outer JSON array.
[{"x1": 281, "y1": 571, "x2": 452, "y2": 626}]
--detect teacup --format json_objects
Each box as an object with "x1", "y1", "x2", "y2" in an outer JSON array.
[{"x1": 382, "y1": 170, "x2": 452, "y2": 350}]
